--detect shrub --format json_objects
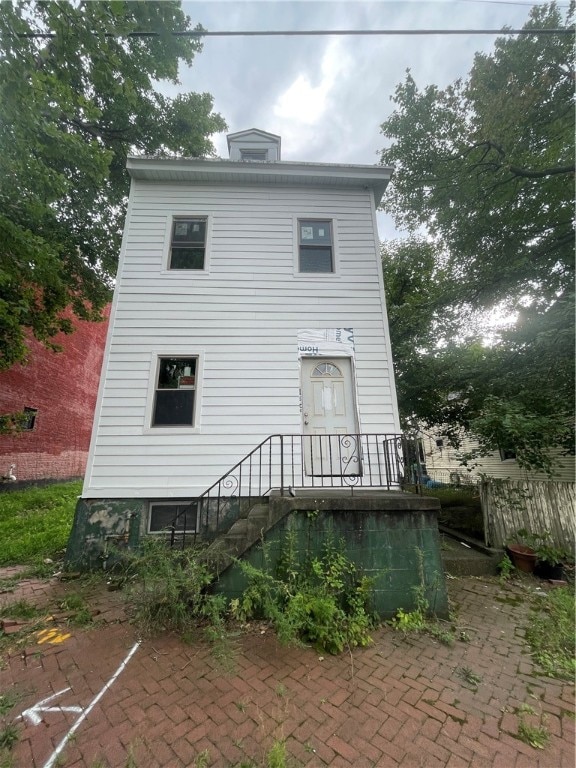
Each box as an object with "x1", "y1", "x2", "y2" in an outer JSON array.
[
  {"x1": 124, "y1": 539, "x2": 226, "y2": 636},
  {"x1": 231, "y1": 523, "x2": 376, "y2": 654}
]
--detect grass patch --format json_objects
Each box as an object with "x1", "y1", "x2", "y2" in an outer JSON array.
[
  {"x1": 0, "y1": 724, "x2": 18, "y2": 751},
  {"x1": 0, "y1": 600, "x2": 41, "y2": 621},
  {"x1": 0, "y1": 481, "x2": 80, "y2": 568},
  {"x1": 525, "y1": 586, "x2": 575, "y2": 680},
  {"x1": 0, "y1": 690, "x2": 21, "y2": 767},
  {"x1": 0, "y1": 691, "x2": 22, "y2": 718},
  {"x1": 58, "y1": 593, "x2": 93, "y2": 626}
]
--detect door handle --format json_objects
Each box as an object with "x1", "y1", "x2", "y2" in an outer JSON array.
[{"x1": 304, "y1": 420, "x2": 309, "y2": 425}]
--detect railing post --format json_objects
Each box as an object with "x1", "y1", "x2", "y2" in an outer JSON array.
[{"x1": 280, "y1": 435, "x2": 285, "y2": 495}]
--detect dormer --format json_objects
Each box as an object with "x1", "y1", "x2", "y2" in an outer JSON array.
[{"x1": 227, "y1": 128, "x2": 281, "y2": 162}]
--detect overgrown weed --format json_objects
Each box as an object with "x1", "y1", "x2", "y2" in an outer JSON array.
[
  {"x1": 390, "y1": 548, "x2": 455, "y2": 644},
  {"x1": 266, "y1": 739, "x2": 288, "y2": 768},
  {"x1": 58, "y1": 593, "x2": 93, "y2": 626},
  {"x1": 517, "y1": 717, "x2": 549, "y2": 749},
  {"x1": 123, "y1": 539, "x2": 226, "y2": 639},
  {"x1": 525, "y1": 586, "x2": 575, "y2": 679},
  {"x1": 230, "y1": 522, "x2": 377, "y2": 655}
]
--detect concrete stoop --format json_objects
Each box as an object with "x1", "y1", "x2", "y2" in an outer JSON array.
[{"x1": 209, "y1": 491, "x2": 452, "y2": 619}]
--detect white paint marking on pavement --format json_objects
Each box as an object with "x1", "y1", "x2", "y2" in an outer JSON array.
[
  {"x1": 42, "y1": 641, "x2": 141, "y2": 768},
  {"x1": 20, "y1": 687, "x2": 82, "y2": 726}
]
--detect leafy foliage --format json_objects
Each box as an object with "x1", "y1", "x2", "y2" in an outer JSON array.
[
  {"x1": 390, "y1": 548, "x2": 455, "y2": 644},
  {"x1": 0, "y1": 411, "x2": 28, "y2": 436},
  {"x1": 380, "y1": 3, "x2": 575, "y2": 473},
  {"x1": 0, "y1": 1, "x2": 226, "y2": 368},
  {"x1": 231, "y1": 523, "x2": 376, "y2": 655}
]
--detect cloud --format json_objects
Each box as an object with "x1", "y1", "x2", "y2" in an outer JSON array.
[
  {"x1": 270, "y1": 37, "x2": 355, "y2": 158},
  {"x1": 273, "y1": 38, "x2": 352, "y2": 125}
]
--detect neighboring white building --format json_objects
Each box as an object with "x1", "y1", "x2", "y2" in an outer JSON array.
[
  {"x1": 81, "y1": 129, "x2": 401, "y2": 528},
  {"x1": 420, "y1": 429, "x2": 575, "y2": 484}
]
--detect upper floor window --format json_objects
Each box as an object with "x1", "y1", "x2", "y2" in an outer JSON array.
[
  {"x1": 240, "y1": 149, "x2": 268, "y2": 161},
  {"x1": 152, "y1": 357, "x2": 197, "y2": 427},
  {"x1": 169, "y1": 218, "x2": 206, "y2": 270},
  {"x1": 298, "y1": 220, "x2": 333, "y2": 273}
]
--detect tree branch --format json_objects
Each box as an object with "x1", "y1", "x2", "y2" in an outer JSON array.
[{"x1": 507, "y1": 164, "x2": 574, "y2": 179}]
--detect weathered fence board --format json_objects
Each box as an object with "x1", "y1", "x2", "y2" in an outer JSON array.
[{"x1": 480, "y1": 479, "x2": 575, "y2": 552}]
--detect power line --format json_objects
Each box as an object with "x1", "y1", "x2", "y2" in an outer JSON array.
[{"x1": 16, "y1": 27, "x2": 575, "y2": 39}]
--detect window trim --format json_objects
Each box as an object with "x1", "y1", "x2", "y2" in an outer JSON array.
[
  {"x1": 293, "y1": 216, "x2": 340, "y2": 278},
  {"x1": 148, "y1": 500, "x2": 198, "y2": 535},
  {"x1": 162, "y1": 214, "x2": 213, "y2": 275},
  {"x1": 143, "y1": 350, "x2": 204, "y2": 434}
]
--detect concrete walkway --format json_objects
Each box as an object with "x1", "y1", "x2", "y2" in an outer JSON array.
[{"x1": 0, "y1": 572, "x2": 574, "y2": 767}]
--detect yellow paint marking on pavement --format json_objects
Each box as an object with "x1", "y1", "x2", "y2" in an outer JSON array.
[{"x1": 36, "y1": 628, "x2": 72, "y2": 645}]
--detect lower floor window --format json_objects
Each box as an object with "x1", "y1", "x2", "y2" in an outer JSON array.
[
  {"x1": 152, "y1": 357, "x2": 197, "y2": 427},
  {"x1": 148, "y1": 501, "x2": 197, "y2": 533}
]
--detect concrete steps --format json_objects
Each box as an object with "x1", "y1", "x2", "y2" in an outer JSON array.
[{"x1": 203, "y1": 501, "x2": 278, "y2": 575}]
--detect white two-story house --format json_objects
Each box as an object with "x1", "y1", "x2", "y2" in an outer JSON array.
[{"x1": 72, "y1": 129, "x2": 405, "y2": 551}]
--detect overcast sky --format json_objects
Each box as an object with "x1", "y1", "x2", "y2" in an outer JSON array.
[{"x1": 168, "y1": 0, "x2": 562, "y2": 239}]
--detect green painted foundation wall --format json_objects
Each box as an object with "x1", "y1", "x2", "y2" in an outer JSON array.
[
  {"x1": 214, "y1": 502, "x2": 449, "y2": 619},
  {"x1": 66, "y1": 498, "x2": 146, "y2": 569},
  {"x1": 66, "y1": 492, "x2": 449, "y2": 619}
]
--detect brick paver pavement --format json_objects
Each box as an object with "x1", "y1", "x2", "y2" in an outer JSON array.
[{"x1": 1, "y1": 574, "x2": 574, "y2": 767}]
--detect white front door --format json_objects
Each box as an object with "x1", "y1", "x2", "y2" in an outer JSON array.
[{"x1": 301, "y1": 357, "x2": 360, "y2": 476}]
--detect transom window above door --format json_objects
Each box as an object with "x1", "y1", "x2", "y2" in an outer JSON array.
[
  {"x1": 298, "y1": 219, "x2": 333, "y2": 273},
  {"x1": 311, "y1": 362, "x2": 343, "y2": 377},
  {"x1": 169, "y1": 218, "x2": 207, "y2": 269}
]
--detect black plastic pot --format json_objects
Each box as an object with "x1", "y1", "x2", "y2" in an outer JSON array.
[{"x1": 534, "y1": 561, "x2": 565, "y2": 580}]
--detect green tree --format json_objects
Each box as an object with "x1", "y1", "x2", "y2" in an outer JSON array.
[
  {"x1": 0, "y1": 0, "x2": 226, "y2": 369},
  {"x1": 380, "y1": 3, "x2": 574, "y2": 473}
]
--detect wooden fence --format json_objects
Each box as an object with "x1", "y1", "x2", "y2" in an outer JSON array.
[{"x1": 480, "y1": 479, "x2": 576, "y2": 552}]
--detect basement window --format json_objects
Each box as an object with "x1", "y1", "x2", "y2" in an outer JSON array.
[
  {"x1": 298, "y1": 220, "x2": 333, "y2": 273},
  {"x1": 148, "y1": 501, "x2": 197, "y2": 534},
  {"x1": 169, "y1": 218, "x2": 207, "y2": 270},
  {"x1": 152, "y1": 357, "x2": 197, "y2": 427}
]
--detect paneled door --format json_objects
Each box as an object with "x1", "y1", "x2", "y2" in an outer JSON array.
[{"x1": 301, "y1": 357, "x2": 360, "y2": 476}]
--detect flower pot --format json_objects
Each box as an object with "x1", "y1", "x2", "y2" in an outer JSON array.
[
  {"x1": 507, "y1": 544, "x2": 537, "y2": 573},
  {"x1": 534, "y1": 561, "x2": 564, "y2": 580}
]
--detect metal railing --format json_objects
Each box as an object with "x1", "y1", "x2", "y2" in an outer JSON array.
[{"x1": 169, "y1": 433, "x2": 417, "y2": 547}]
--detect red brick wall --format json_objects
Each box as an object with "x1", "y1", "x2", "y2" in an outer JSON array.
[{"x1": 0, "y1": 307, "x2": 110, "y2": 481}]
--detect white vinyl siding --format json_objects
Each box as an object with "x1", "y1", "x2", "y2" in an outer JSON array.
[
  {"x1": 422, "y1": 432, "x2": 576, "y2": 484},
  {"x1": 84, "y1": 182, "x2": 400, "y2": 497}
]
